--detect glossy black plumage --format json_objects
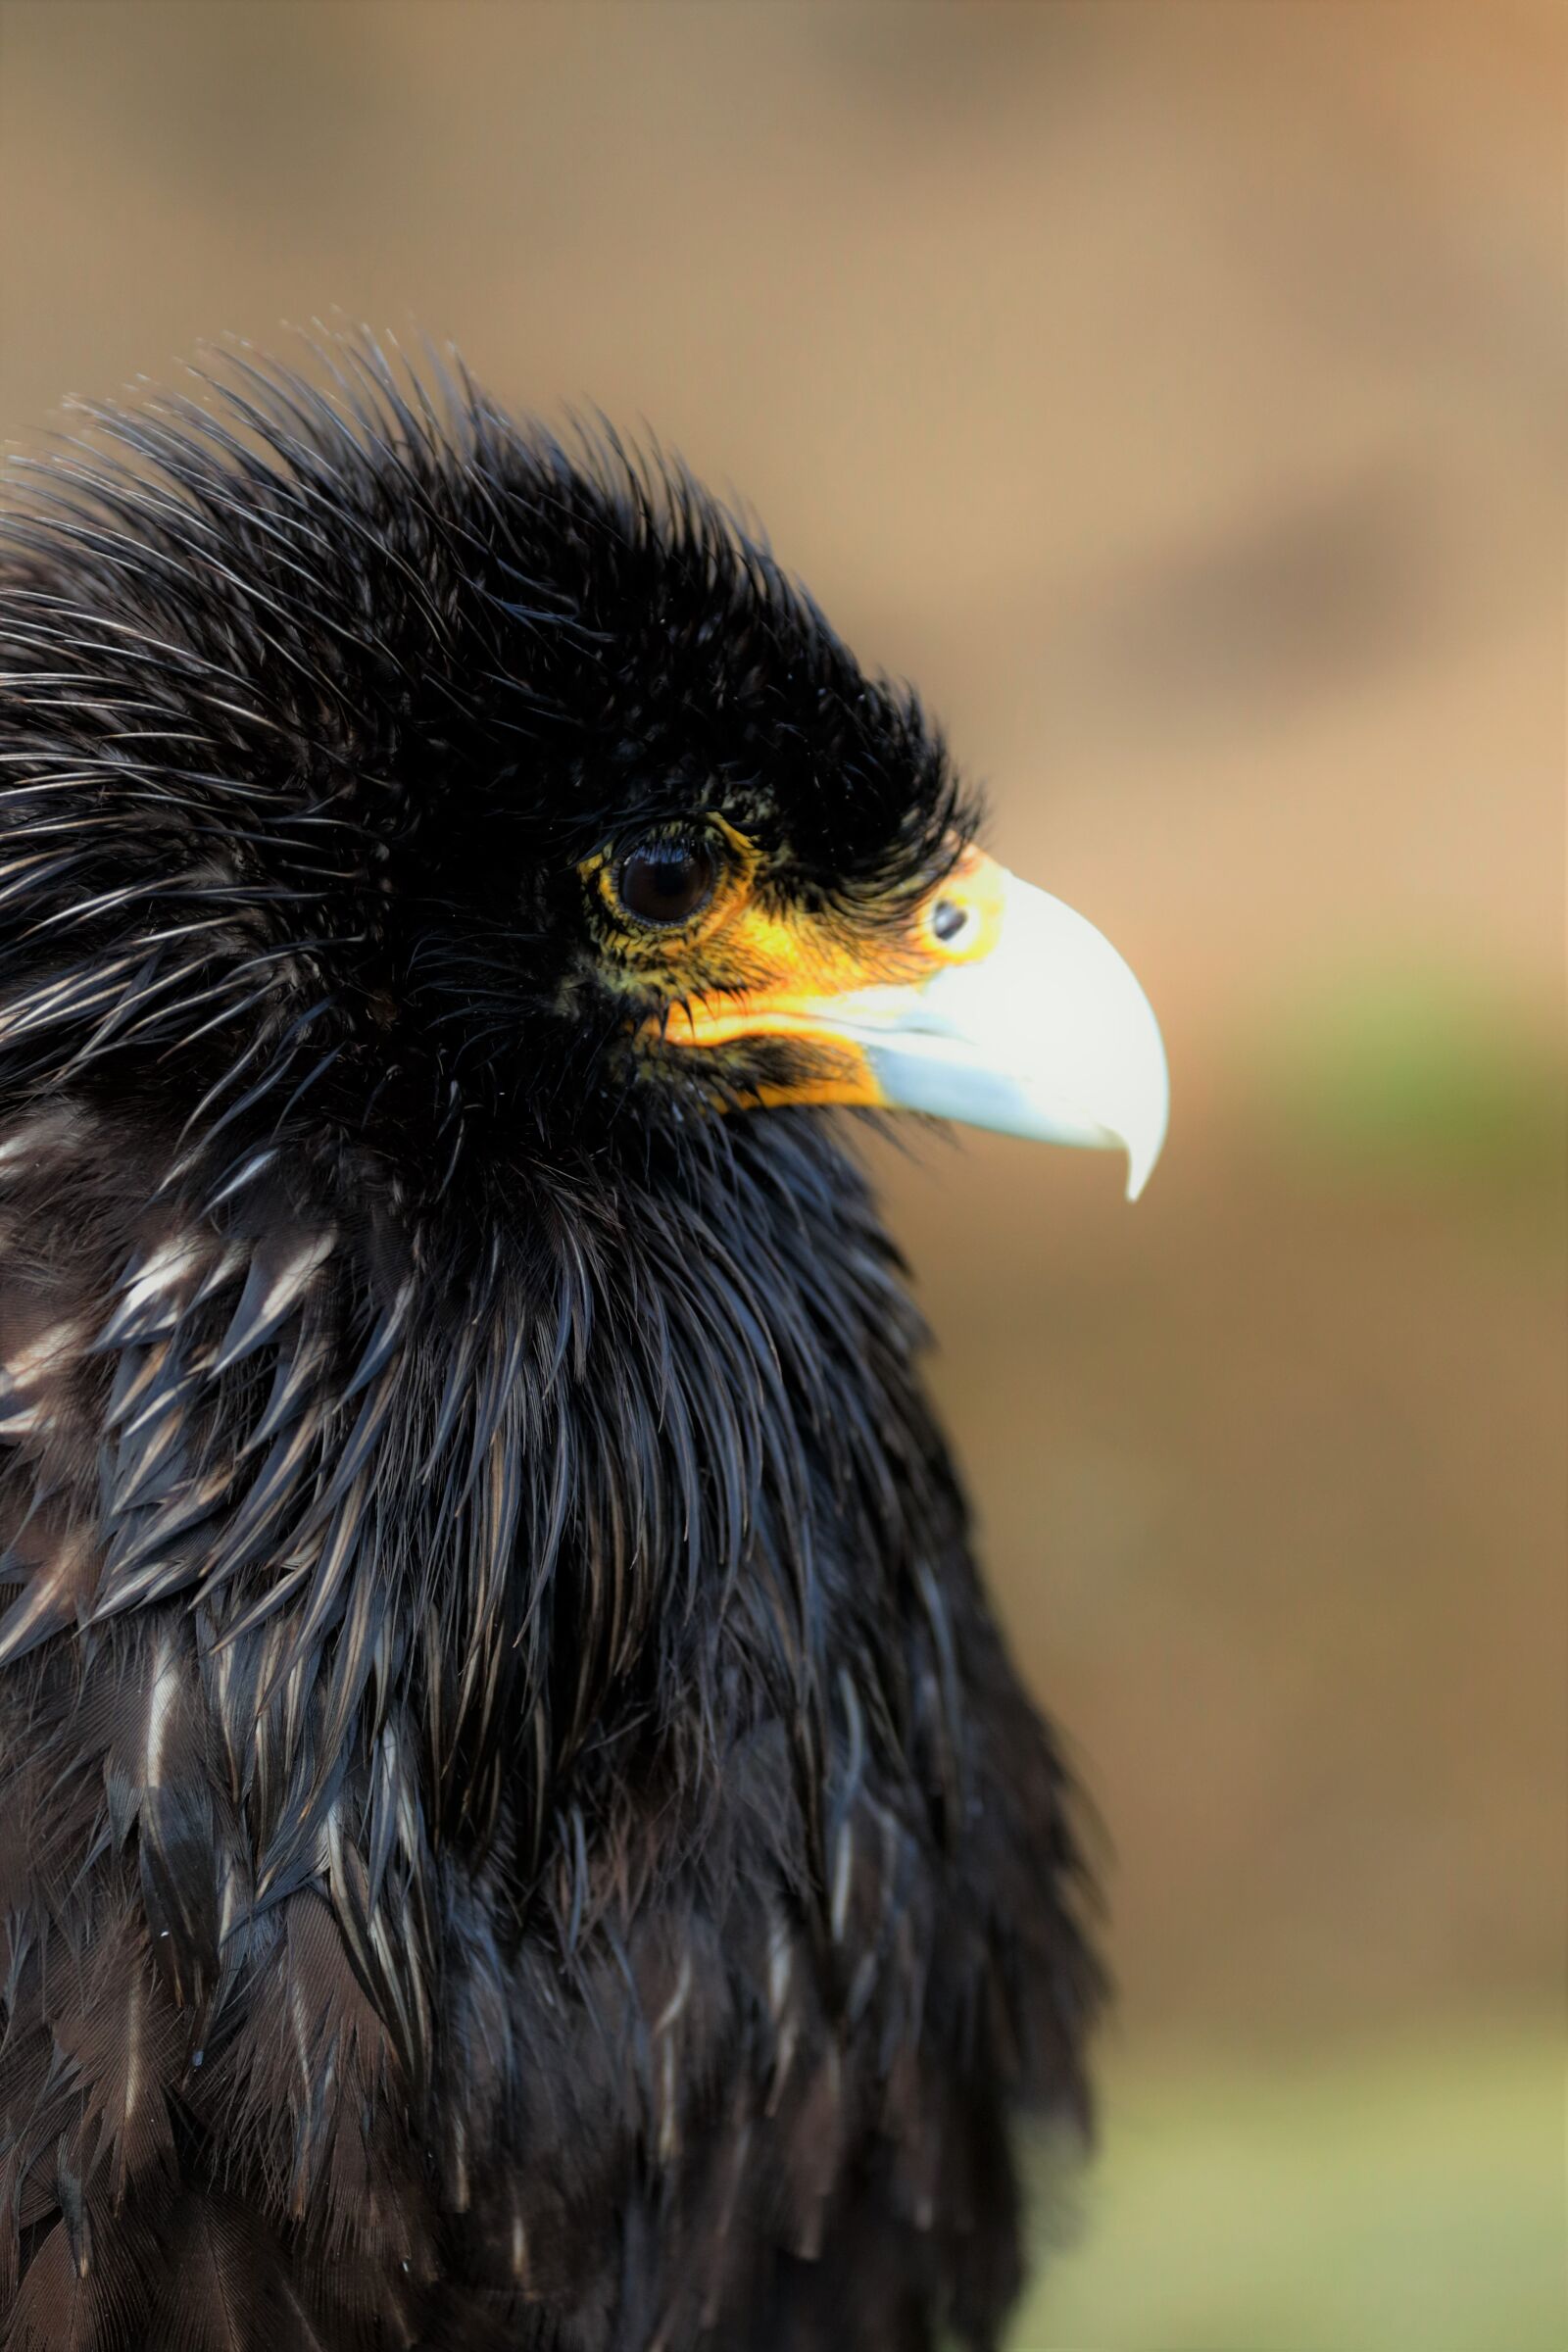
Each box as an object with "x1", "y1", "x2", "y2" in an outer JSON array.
[{"x1": 0, "y1": 342, "x2": 1101, "y2": 2350}]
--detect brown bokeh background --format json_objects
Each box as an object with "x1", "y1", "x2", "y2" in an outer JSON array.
[{"x1": 1, "y1": 5, "x2": 1561, "y2": 2344}]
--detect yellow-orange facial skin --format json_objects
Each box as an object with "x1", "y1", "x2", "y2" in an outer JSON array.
[
  {"x1": 578, "y1": 816, "x2": 1170, "y2": 1194},
  {"x1": 580, "y1": 820, "x2": 1007, "y2": 1112}
]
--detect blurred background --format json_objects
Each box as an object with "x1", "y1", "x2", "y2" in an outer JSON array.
[{"x1": 1, "y1": 4, "x2": 1561, "y2": 2344}]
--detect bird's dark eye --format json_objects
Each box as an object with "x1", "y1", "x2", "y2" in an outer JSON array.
[{"x1": 614, "y1": 836, "x2": 717, "y2": 928}]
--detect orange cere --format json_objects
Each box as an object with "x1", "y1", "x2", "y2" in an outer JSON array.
[{"x1": 661, "y1": 845, "x2": 1007, "y2": 1072}]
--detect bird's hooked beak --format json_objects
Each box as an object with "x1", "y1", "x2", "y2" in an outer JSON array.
[{"x1": 661, "y1": 846, "x2": 1169, "y2": 1199}]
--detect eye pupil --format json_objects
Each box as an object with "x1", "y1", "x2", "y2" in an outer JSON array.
[{"x1": 616, "y1": 839, "x2": 715, "y2": 926}]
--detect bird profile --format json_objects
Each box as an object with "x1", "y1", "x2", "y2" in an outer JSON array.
[{"x1": 0, "y1": 337, "x2": 1166, "y2": 2350}]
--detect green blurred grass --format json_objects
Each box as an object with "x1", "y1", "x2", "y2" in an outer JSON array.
[
  {"x1": 1013, "y1": 2022, "x2": 1565, "y2": 2351},
  {"x1": 1246, "y1": 967, "x2": 1564, "y2": 1191}
]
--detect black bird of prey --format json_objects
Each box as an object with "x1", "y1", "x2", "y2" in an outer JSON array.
[{"x1": 0, "y1": 343, "x2": 1166, "y2": 2352}]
